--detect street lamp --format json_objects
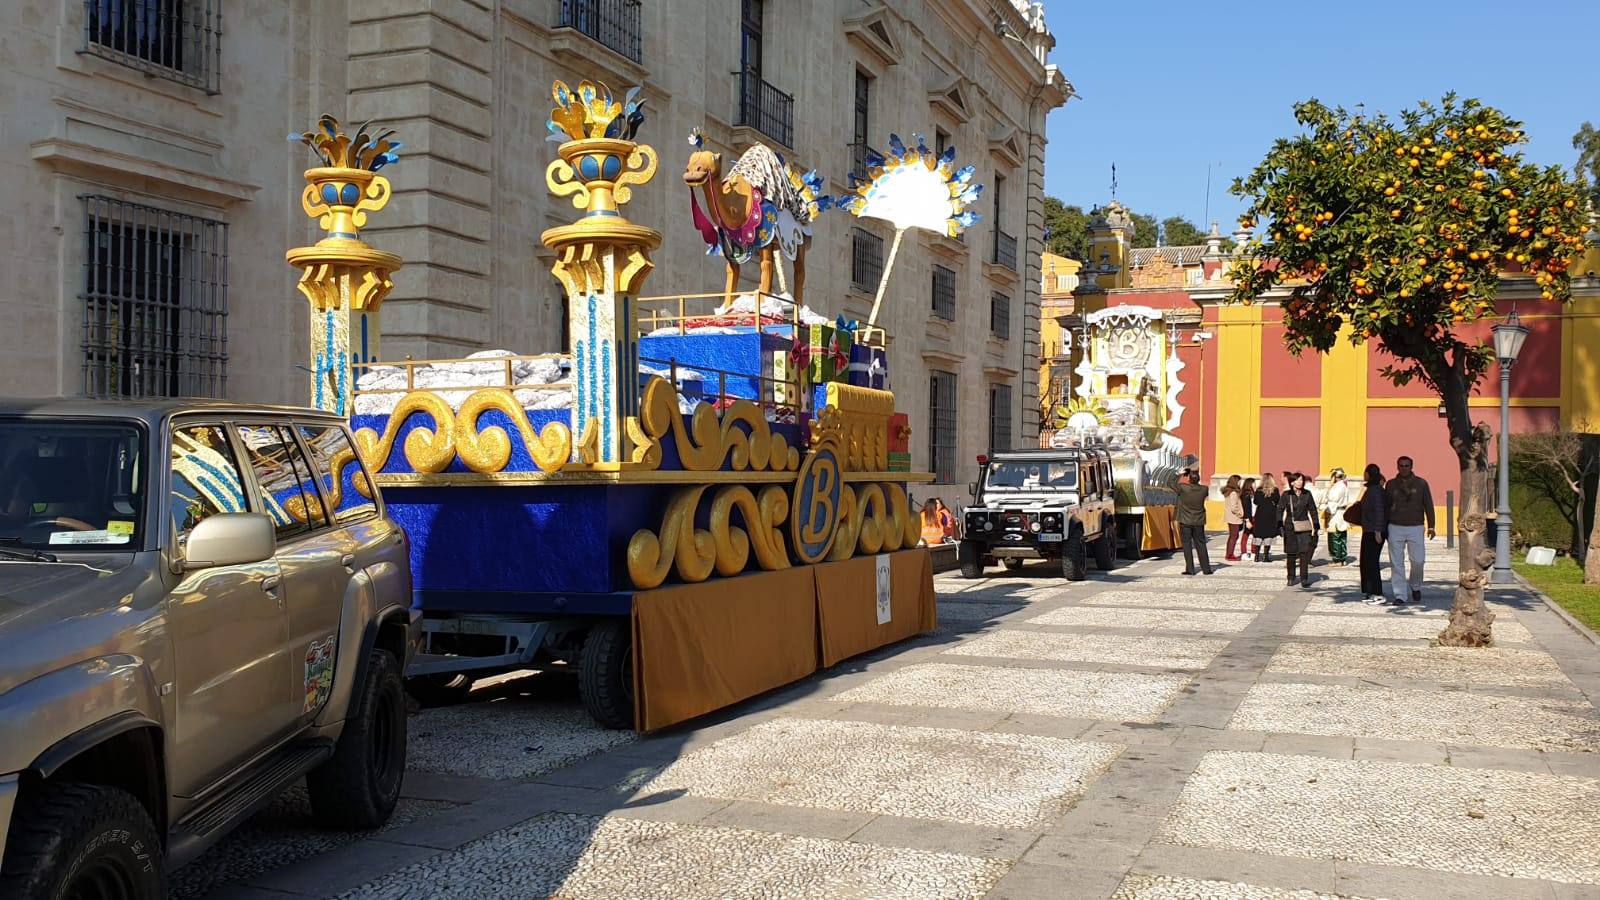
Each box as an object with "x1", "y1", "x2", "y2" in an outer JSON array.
[{"x1": 1491, "y1": 309, "x2": 1531, "y2": 584}]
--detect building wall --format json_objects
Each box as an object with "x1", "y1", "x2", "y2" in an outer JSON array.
[{"x1": 4, "y1": 0, "x2": 1068, "y2": 511}]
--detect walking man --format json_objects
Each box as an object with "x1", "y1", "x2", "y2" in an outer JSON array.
[
  {"x1": 1177, "y1": 469, "x2": 1213, "y2": 576},
  {"x1": 1384, "y1": 456, "x2": 1435, "y2": 604}
]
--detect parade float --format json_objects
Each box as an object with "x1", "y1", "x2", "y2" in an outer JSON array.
[
  {"x1": 284, "y1": 82, "x2": 982, "y2": 731},
  {"x1": 1050, "y1": 306, "x2": 1196, "y2": 557}
]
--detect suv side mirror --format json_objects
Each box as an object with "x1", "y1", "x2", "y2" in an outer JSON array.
[
  {"x1": 184, "y1": 513, "x2": 276, "y2": 570},
  {"x1": 967, "y1": 482, "x2": 978, "y2": 496}
]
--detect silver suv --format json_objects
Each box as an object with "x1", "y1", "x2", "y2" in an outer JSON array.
[{"x1": 0, "y1": 400, "x2": 417, "y2": 899}]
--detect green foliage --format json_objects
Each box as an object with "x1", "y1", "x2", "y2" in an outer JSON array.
[
  {"x1": 1516, "y1": 556, "x2": 1600, "y2": 634},
  {"x1": 1043, "y1": 196, "x2": 1091, "y2": 260},
  {"x1": 1130, "y1": 212, "x2": 1158, "y2": 248},
  {"x1": 1575, "y1": 122, "x2": 1600, "y2": 206},
  {"x1": 1158, "y1": 216, "x2": 1209, "y2": 247},
  {"x1": 1228, "y1": 95, "x2": 1590, "y2": 399}
]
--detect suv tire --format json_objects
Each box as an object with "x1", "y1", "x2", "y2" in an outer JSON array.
[
  {"x1": 1092, "y1": 525, "x2": 1117, "y2": 570},
  {"x1": 1061, "y1": 532, "x2": 1088, "y2": 581},
  {"x1": 0, "y1": 782, "x2": 165, "y2": 900},
  {"x1": 1120, "y1": 518, "x2": 1144, "y2": 560},
  {"x1": 957, "y1": 541, "x2": 984, "y2": 579},
  {"x1": 308, "y1": 648, "x2": 406, "y2": 829},
  {"x1": 580, "y1": 620, "x2": 635, "y2": 730}
]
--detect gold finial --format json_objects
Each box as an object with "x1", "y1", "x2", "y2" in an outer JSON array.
[
  {"x1": 289, "y1": 114, "x2": 400, "y2": 242},
  {"x1": 543, "y1": 80, "x2": 658, "y2": 221}
]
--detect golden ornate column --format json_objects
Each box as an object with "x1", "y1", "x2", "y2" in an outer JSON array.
[
  {"x1": 540, "y1": 81, "x2": 660, "y2": 465},
  {"x1": 287, "y1": 116, "x2": 403, "y2": 415}
]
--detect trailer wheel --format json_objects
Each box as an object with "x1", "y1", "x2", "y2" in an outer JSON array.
[
  {"x1": 1060, "y1": 531, "x2": 1088, "y2": 581},
  {"x1": 580, "y1": 620, "x2": 635, "y2": 730},
  {"x1": 408, "y1": 673, "x2": 474, "y2": 707},
  {"x1": 957, "y1": 541, "x2": 984, "y2": 579},
  {"x1": 1119, "y1": 517, "x2": 1144, "y2": 560}
]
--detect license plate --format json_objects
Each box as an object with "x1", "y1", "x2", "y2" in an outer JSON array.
[{"x1": 1039, "y1": 533, "x2": 1063, "y2": 541}]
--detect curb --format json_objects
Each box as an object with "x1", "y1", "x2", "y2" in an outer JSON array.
[{"x1": 1511, "y1": 570, "x2": 1600, "y2": 647}]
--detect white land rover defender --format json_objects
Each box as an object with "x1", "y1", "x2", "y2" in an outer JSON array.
[{"x1": 959, "y1": 448, "x2": 1118, "y2": 580}]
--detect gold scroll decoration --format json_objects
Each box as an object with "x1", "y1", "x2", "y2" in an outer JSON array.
[
  {"x1": 630, "y1": 376, "x2": 798, "y2": 473},
  {"x1": 626, "y1": 486, "x2": 716, "y2": 590},
  {"x1": 352, "y1": 388, "x2": 572, "y2": 475},
  {"x1": 827, "y1": 482, "x2": 918, "y2": 560},
  {"x1": 282, "y1": 447, "x2": 372, "y2": 524},
  {"x1": 628, "y1": 483, "x2": 793, "y2": 589}
]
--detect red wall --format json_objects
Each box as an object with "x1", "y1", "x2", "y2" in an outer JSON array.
[
  {"x1": 1368, "y1": 302, "x2": 1562, "y2": 399},
  {"x1": 1365, "y1": 406, "x2": 1560, "y2": 486},
  {"x1": 1259, "y1": 407, "x2": 1321, "y2": 480}
]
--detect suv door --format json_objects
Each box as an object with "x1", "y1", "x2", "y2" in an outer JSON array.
[
  {"x1": 166, "y1": 422, "x2": 295, "y2": 796},
  {"x1": 234, "y1": 422, "x2": 352, "y2": 724}
]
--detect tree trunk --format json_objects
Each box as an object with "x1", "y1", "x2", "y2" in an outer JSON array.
[
  {"x1": 1437, "y1": 372, "x2": 1496, "y2": 647},
  {"x1": 1586, "y1": 475, "x2": 1600, "y2": 583}
]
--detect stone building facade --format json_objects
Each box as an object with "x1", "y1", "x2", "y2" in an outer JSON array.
[{"x1": 3, "y1": 0, "x2": 1069, "y2": 496}]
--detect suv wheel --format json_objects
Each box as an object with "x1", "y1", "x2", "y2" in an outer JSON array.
[
  {"x1": 308, "y1": 648, "x2": 406, "y2": 829},
  {"x1": 1060, "y1": 532, "x2": 1088, "y2": 581},
  {"x1": 957, "y1": 541, "x2": 984, "y2": 579},
  {"x1": 0, "y1": 782, "x2": 164, "y2": 900},
  {"x1": 1093, "y1": 524, "x2": 1117, "y2": 570},
  {"x1": 1120, "y1": 517, "x2": 1145, "y2": 560},
  {"x1": 580, "y1": 620, "x2": 636, "y2": 730}
]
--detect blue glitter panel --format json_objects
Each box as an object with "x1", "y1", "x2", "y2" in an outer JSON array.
[
  {"x1": 387, "y1": 482, "x2": 674, "y2": 601},
  {"x1": 638, "y1": 331, "x2": 788, "y2": 402},
  {"x1": 351, "y1": 407, "x2": 568, "y2": 475}
]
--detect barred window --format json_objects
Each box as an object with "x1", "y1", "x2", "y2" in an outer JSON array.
[
  {"x1": 851, "y1": 227, "x2": 884, "y2": 292},
  {"x1": 929, "y1": 370, "x2": 957, "y2": 484},
  {"x1": 990, "y1": 291, "x2": 1010, "y2": 339},
  {"x1": 988, "y1": 384, "x2": 1012, "y2": 452},
  {"x1": 83, "y1": 0, "x2": 222, "y2": 93},
  {"x1": 81, "y1": 195, "x2": 228, "y2": 399},
  {"x1": 931, "y1": 264, "x2": 956, "y2": 320}
]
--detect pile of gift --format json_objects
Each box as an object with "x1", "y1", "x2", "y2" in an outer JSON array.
[{"x1": 777, "y1": 317, "x2": 887, "y2": 391}]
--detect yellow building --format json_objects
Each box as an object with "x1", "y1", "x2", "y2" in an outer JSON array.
[{"x1": 1038, "y1": 253, "x2": 1081, "y2": 442}]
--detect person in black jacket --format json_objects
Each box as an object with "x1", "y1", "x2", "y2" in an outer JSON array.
[
  {"x1": 1281, "y1": 472, "x2": 1320, "y2": 588},
  {"x1": 1240, "y1": 477, "x2": 1257, "y2": 560},
  {"x1": 1359, "y1": 464, "x2": 1389, "y2": 604},
  {"x1": 1251, "y1": 474, "x2": 1282, "y2": 563}
]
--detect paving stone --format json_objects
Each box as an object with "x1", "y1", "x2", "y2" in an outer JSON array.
[
  {"x1": 1159, "y1": 751, "x2": 1600, "y2": 884},
  {"x1": 1029, "y1": 606, "x2": 1258, "y2": 633},
  {"x1": 408, "y1": 697, "x2": 636, "y2": 780},
  {"x1": 701, "y1": 800, "x2": 875, "y2": 841},
  {"x1": 1112, "y1": 874, "x2": 1362, "y2": 900},
  {"x1": 1265, "y1": 642, "x2": 1575, "y2": 689},
  {"x1": 946, "y1": 631, "x2": 1230, "y2": 671},
  {"x1": 848, "y1": 814, "x2": 1040, "y2": 860},
  {"x1": 338, "y1": 813, "x2": 1010, "y2": 899},
  {"x1": 171, "y1": 787, "x2": 455, "y2": 899},
  {"x1": 937, "y1": 600, "x2": 1033, "y2": 623},
  {"x1": 1333, "y1": 861, "x2": 1560, "y2": 900},
  {"x1": 1291, "y1": 613, "x2": 1534, "y2": 643},
  {"x1": 835, "y1": 662, "x2": 1191, "y2": 723},
  {"x1": 986, "y1": 862, "x2": 1124, "y2": 900},
  {"x1": 1083, "y1": 590, "x2": 1277, "y2": 611},
  {"x1": 619, "y1": 717, "x2": 1122, "y2": 829},
  {"x1": 1231, "y1": 682, "x2": 1600, "y2": 752},
  {"x1": 1128, "y1": 844, "x2": 1340, "y2": 895}
]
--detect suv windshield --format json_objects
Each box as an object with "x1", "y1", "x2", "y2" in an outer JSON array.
[
  {"x1": 0, "y1": 420, "x2": 145, "y2": 551},
  {"x1": 984, "y1": 460, "x2": 1077, "y2": 491}
]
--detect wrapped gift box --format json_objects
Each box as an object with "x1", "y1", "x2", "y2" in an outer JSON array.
[
  {"x1": 887, "y1": 413, "x2": 910, "y2": 454},
  {"x1": 888, "y1": 451, "x2": 912, "y2": 472},
  {"x1": 845, "y1": 344, "x2": 888, "y2": 389},
  {"x1": 802, "y1": 322, "x2": 852, "y2": 384}
]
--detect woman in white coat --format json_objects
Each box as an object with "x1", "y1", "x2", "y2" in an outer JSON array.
[{"x1": 1324, "y1": 467, "x2": 1352, "y2": 566}]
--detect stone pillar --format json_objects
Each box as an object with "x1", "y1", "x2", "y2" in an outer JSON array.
[
  {"x1": 540, "y1": 81, "x2": 661, "y2": 465},
  {"x1": 286, "y1": 116, "x2": 403, "y2": 416}
]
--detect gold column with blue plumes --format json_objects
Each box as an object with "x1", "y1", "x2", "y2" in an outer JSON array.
[
  {"x1": 540, "y1": 80, "x2": 660, "y2": 465},
  {"x1": 287, "y1": 116, "x2": 403, "y2": 416}
]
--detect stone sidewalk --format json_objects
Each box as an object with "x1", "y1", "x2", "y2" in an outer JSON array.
[{"x1": 191, "y1": 540, "x2": 1600, "y2": 899}]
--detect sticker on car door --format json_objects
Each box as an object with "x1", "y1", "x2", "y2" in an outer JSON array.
[{"x1": 304, "y1": 635, "x2": 336, "y2": 713}]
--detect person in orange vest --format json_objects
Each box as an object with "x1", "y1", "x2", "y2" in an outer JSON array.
[{"x1": 919, "y1": 497, "x2": 957, "y2": 546}]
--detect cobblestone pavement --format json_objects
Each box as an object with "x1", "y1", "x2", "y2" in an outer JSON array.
[{"x1": 186, "y1": 539, "x2": 1600, "y2": 899}]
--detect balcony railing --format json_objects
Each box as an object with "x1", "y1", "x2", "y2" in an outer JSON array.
[
  {"x1": 555, "y1": 0, "x2": 642, "y2": 63},
  {"x1": 848, "y1": 141, "x2": 880, "y2": 184},
  {"x1": 737, "y1": 71, "x2": 794, "y2": 148},
  {"x1": 992, "y1": 229, "x2": 1018, "y2": 270},
  {"x1": 851, "y1": 227, "x2": 884, "y2": 292}
]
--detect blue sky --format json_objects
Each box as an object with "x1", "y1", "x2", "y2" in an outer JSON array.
[{"x1": 1040, "y1": 0, "x2": 1598, "y2": 233}]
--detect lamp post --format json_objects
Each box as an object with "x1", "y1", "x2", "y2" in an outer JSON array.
[{"x1": 1491, "y1": 309, "x2": 1531, "y2": 584}]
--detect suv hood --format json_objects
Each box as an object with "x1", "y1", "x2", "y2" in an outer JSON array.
[
  {"x1": 977, "y1": 492, "x2": 1078, "y2": 509},
  {"x1": 0, "y1": 559, "x2": 156, "y2": 693}
]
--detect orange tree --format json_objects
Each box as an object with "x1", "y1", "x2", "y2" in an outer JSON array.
[{"x1": 1228, "y1": 95, "x2": 1589, "y2": 646}]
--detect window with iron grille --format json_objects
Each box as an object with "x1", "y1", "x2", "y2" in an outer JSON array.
[
  {"x1": 929, "y1": 370, "x2": 957, "y2": 484},
  {"x1": 81, "y1": 195, "x2": 228, "y2": 399},
  {"x1": 556, "y1": 0, "x2": 642, "y2": 63},
  {"x1": 931, "y1": 264, "x2": 956, "y2": 320},
  {"x1": 851, "y1": 227, "x2": 884, "y2": 291},
  {"x1": 989, "y1": 384, "x2": 1012, "y2": 452},
  {"x1": 990, "y1": 291, "x2": 1010, "y2": 339},
  {"x1": 83, "y1": 0, "x2": 222, "y2": 93}
]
